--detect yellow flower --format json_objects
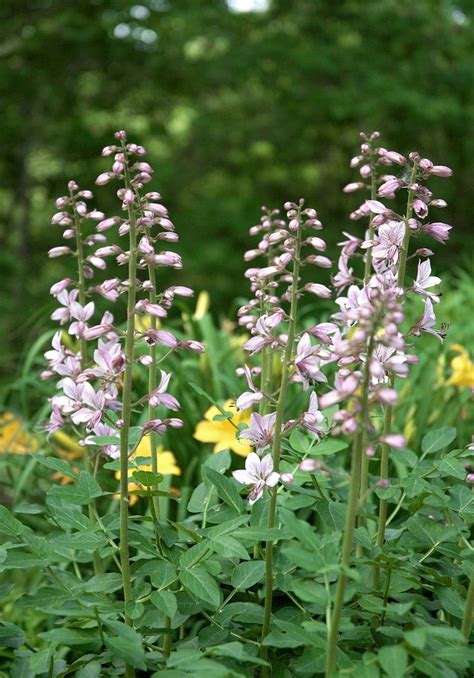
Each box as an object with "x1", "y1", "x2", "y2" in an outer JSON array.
[
  {"x1": 0, "y1": 412, "x2": 39, "y2": 454},
  {"x1": 193, "y1": 291, "x2": 210, "y2": 320},
  {"x1": 193, "y1": 399, "x2": 252, "y2": 457},
  {"x1": 115, "y1": 434, "x2": 180, "y2": 501},
  {"x1": 136, "y1": 314, "x2": 160, "y2": 333},
  {"x1": 447, "y1": 344, "x2": 474, "y2": 388}
]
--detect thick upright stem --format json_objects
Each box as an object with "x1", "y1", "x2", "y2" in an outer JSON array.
[
  {"x1": 325, "y1": 333, "x2": 375, "y2": 678},
  {"x1": 461, "y1": 570, "x2": 474, "y2": 642},
  {"x1": 357, "y1": 166, "x2": 378, "y2": 546},
  {"x1": 147, "y1": 264, "x2": 161, "y2": 520},
  {"x1": 118, "y1": 161, "x2": 138, "y2": 678},
  {"x1": 72, "y1": 198, "x2": 102, "y2": 576},
  {"x1": 373, "y1": 160, "x2": 418, "y2": 585},
  {"x1": 363, "y1": 157, "x2": 378, "y2": 283},
  {"x1": 260, "y1": 226, "x2": 302, "y2": 668}
]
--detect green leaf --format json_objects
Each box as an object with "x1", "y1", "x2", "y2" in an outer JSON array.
[
  {"x1": 434, "y1": 455, "x2": 466, "y2": 479},
  {"x1": 150, "y1": 562, "x2": 178, "y2": 590},
  {"x1": 48, "y1": 471, "x2": 103, "y2": 505},
  {"x1": 0, "y1": 621, "x2": 25, "y2": 648},
  {"x1": 1, "y1": 551, "x2": 51, "y2": 570},
  {"x1": 179, "y1": 566, "x2": 222, "y2": 610},
  {"x1": 210, "y1": 535, "x2": 250, "y2": 560},
  {"x1": 406, "y1": 517, "x2": 457, "y2": 546},
  {"x1": 203, "y1": 467, "x2": 243, "y2": 513},
  {"x1": 86, "y1": 435, "x2": 121, "y2": 446},
  {"x1": 76, "y1": 662, "x2": 102, "y2": 678},
  {"x1": 104, "y1": 620, "x2": 146, "y2": 670},
  {"x1": 234, "y1": 527, "x2": 289, "y2": 543},
  {"x1": 82, "y1": 574, "x2": 123, "y2": 593},
  {"x1": 231, "y1": 561, "x2": 265, "y2": 590},
  {"x1": 378, "y1": 645, "x2": 408, "y2": 678},
  {"x1": 39, "y1": 628, "x2": 100, "y2": 646},
  {"x1": 151, "y1": 590, "x2": 177, "y2": 618},
  {"x1": 309, "y1": 439, "x2": 349, "y2": 455},
  {"x1": 203, "y1": 449, "x2": 232, "y2": 473},
  {"x1": 34, "y1": 455, "x2": 78, "y2": 479},
  {"x1": 0, "y1": 505, "x2": 25, "y2": 537},
  {"x1": 436, "y1": 587, "x2": 465, "y2": 619},
  {"x1": 50, "y1": 532, "x2": 106, "y2": 551},
  {"x1": 132, "y1": 470, "x2": 163, "y2": 486},
  {"x1": 179, "y1": 542, "x2": 210, "y2": 569},
  {"x1": 421, "y1": 427, "x2": 457, "y2": 455}
]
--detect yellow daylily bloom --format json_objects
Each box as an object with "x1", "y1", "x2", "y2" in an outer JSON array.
[
  {"x1": 136, "y1": 314, "x2": 160, "y2": 333},
  {"x1": 115, "y1": 435, "x2": 180, "y2": 504},
  {"x1": 193, "y1": 399, "x2": 252, "y2": 457},
  {"x1": 447, "y1": 344, "x2": 474, "y2": 388},
  {"x1": 0, "y1": 412, "x2": 39, "y2": 454},
  {"x1": 115, "y1": 432, "x2": 180, "y2": 483},
  {"x1": 193, "y1": 291, "x2": 210, "y2": 320}
]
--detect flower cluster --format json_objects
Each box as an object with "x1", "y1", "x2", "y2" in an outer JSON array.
[
  {"x1": 232, "y1": 200, "x2": 333, "y2": 502},
  {"x1": 341, "y1": 131, "x2": 452, "y2": 341},
  {"x1": 44, "y1": 131, "x2": 203, "y2": 459}
]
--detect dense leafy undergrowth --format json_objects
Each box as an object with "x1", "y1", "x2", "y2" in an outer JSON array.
[
  {"x1": 0, "y1": 131, "x2": 473, "y2": 677},
  {"x1": 0, "y1": 298, "x2": 472, "y2": 677}
]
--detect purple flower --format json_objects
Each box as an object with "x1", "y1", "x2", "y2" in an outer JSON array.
[
  {"x1": 301, "y1": 392, "x2": 325, "y2": 437},
  {"x1": 293, "y1": 334, "x2": 327, "y2": 390},
  {"x1": 412, "y1": 299, "x2": 446, "y2": 342},
  {"x1": 366, "y1": 220, "x2": 404, "y2": 264},
  {"x1": 235, "y1": 365, "x2": 264, "y2": 411},
  {"x1": 239, "y1": 412, "x2": 276, "y2": 450},
  {"x1": 148, "y1": 371, "x2": 180, "y2": 410},
  {"x1": 423, "y1": 222, "x2": 452, "y2": 243},
  {"x1": 232, "y1": 453, "x2": 280, "y2": 504},
  {"x1": 69, "y1": 301, "x2": 95, "y2": 338},
  {"x1": 71, "y1": 382, "x2": 106, "y2": 429},
  {"x1": 413, "y1": 259, "x2": 441, "y2": 303}
]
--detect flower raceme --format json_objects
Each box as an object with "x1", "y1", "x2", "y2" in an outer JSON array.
[
  {"x1": 44, "y1": 132, "x2": 202, "y2": 462},
  {"x1": 231, "y1": 200, "x2": 333, "y2": 503}
]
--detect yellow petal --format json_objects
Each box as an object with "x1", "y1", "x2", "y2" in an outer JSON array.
[
  {"x1": 193, "y1": 291, "x2": 210, "y2": 320},
  {"x1": 194, "y1": 420, "x2": 228, "y2": 443},
  {"x1": 0, "y1": 412, "x2": 38, "y2": 454}
]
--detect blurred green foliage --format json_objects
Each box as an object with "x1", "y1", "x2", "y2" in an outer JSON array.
[{"x1": 1, "y1": 0, "x2": 473, "y2": 378}]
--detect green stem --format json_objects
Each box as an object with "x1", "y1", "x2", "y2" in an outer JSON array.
[
  {"x1": 118, "y1": 155, "x2": 138, "y2": 678},
  {"x1": 72, "y1": 195, "x2": 102, "y2": 576},
  {"x1": 325, "y1": 333, "x2": 375, "y2": 678},
  {"x1": 461, "y1": 570, "x2": 474, "y2": 642},
  {"x1": 363, "y1": 155, "x2": 378, "y2": 283},
  {"x1": 163, "y1": 617, "x2": 172, "y2": 658},
  {"x1": 357, "y1": 156, "x2": 379, "y2": 545},
  {"x1": 147, "y1": 263, "x2": 161, "y2": 520},
  {"x1": 373, "y1": 159, "x2": 418, "y2": 585},
  {"x1": 260, "y1": 224, "x2": 302, "y2": 669}
]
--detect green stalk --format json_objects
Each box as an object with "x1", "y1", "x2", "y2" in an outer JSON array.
[
  {"x1": 373, "y1": 160, "x2": 418, "y2": 587},
  {"x1": 118, "y1": 155, "x2": 138, "y2": 678},
  {"x1": 461, "y1": 570, "x2": 474, "y2": 642},
  {"x1": 147, "y1": 263, "x2": 161, "y2": 520},
  {"x1": 325, "y1": 332, "x2": 375, "y2": 678},
  {"x1": 260, "y1": 224, "x2": 302, "y2": 669},
  {"x1": 357, "y1": 163, "x2": 378, "y2": 550},
  {"x1": 72, "y1": 195, "x2": 102, "y2": 576}
]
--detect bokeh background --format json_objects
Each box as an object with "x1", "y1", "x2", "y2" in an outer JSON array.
[{"x1": 1, "y1": 0, "x2": 473, "y2": 385}]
